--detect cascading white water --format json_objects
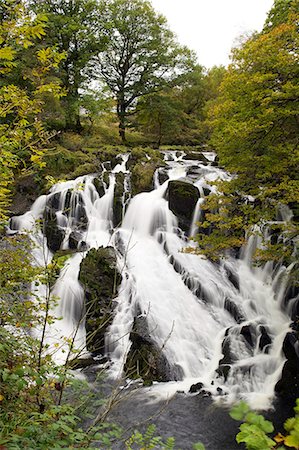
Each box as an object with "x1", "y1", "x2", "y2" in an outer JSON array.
[{"x1": 8, "y1": 150, "x2": 292, "y2": 408}]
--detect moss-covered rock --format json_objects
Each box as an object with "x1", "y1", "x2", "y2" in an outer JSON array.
[
  {"x1": 113, "y1": 172, "x2": 125, "y2": 227},
  {"x1": 79, "y1": 247, "x2": 121, "y2": 355},
  {"x1": 167, "y1": 179, "x2": 200, "y2": 231},
  {"x1": 131, "y1": 161, "x2": 159, "y2": 196},
  {"x1": 93, "y1": 177, "x2": 105, "y2": 198},
  {"x1": 124, "y1": 312, "x2": 183, "y2": 383}
]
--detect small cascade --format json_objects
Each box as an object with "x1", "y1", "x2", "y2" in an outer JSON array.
[{"x1": 7, "y1": 148, "x2": 295, "y2": 409}]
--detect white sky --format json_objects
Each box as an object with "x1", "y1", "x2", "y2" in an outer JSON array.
[{"x1": 150, "y1": 0, "x2": 274, "y2": 68}]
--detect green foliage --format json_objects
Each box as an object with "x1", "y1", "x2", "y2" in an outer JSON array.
[
  {"x1": 0, "y1": 0, "x2": 65, "y2": 222},
  {"x1": 30, "y1": 0, "x2": 105, "y2": 130},
  {"x1": 193, "y1": 1, "x2": 299, "y2": 262},
  {"x1": 125, "y1": 424, "x2": 205, "y2": 450},
  {"x1": 96, "y1": 0, "x2": 195, "y2": 141},
  {"x1": 230, "y1": 399, "x2": 299, "y2": 450}
]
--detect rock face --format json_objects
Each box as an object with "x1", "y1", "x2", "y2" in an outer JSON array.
[
  {"x1": 124, "y1": 311, "x2": 183, "y2": 383},
  {"x1": 113, "y1": 172, "x2": 126, "y2": 227},
  {"x1": 275, "y1": 326, "x2": 299, "y2": 400},
  {"x1": 131, "y1": 162, "x2": 158, "y2": 196},
  {"x1": 79, "y1": 246, "x2": 121, "y2": 355},
  {"x1": 10, "y1": 174, "x2": 40, "y2": 216},
  {"x1": 44, "y1": 206, "x2": 65, "y2": 252},
  {"x1": 167, "y1": 179, "x2": 200, "y2": 232}
]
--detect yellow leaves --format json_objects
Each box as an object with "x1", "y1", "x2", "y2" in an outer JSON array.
[
  {"x1": 0, "y1": 394, "x2": 4, "y2": 402},
  {"x1": 0, "y1": 47, "x2": 16, "y2": 62}
]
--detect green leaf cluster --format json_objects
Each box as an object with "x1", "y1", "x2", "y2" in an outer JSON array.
[{"x1": 230, "y1": 399, "x2": 299, "y2": 450}]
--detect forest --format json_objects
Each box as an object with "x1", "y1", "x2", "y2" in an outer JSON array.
[{"x1": 0, "y1": 0, "x2": 298, "y2": 448}]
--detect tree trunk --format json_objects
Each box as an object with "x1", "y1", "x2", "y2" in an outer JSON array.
[{"x1": 117, "y1": 97, "x2": 126, "y2": 143}]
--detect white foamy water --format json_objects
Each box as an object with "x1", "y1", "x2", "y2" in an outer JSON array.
[{"x1": 8, "y1": 150, "x2": 292, "y2": 408}]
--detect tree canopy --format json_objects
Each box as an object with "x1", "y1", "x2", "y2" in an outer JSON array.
[
  {"x1": 194, "y1": 0, "x2": 299, "y2": 260},
  {"x1": 95, "y1": 0, "x2": 195, "y2": 142}
]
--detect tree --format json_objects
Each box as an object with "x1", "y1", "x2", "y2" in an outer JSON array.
[
  {"x1": 95, "y1": 0, "x2": 195, "y2": 142},
  {"x1": 29, "y1": 0, "x2": 105, "y2": 130},
  {"x1": 193, "y1": 1, "x2": 299, "y2": 260},
  {"x1": 0, "y1": 0, "x2": 65, "y2": 222},
  {"x1": 136, "y1": 90, "x2": 186, "y2": 147}
]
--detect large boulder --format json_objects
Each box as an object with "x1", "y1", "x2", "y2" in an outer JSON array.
[
  {"x1": 79, "y1": 247, "x2": 121, "y2": 355},
  {"x1": 167, "y1": 179, "x2": 200, "y2": 232},
  {"x1": 275, "y1": 327, "x2": 299, "y2": 400},
  {"x1": 131, "y1": 162, "x2": 159, "y2": 196},
  {"x1": 124, "y1": 311, "x2": 183, "y2": 383}
]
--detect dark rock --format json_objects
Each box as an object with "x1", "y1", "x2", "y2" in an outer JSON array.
[
  {"x1": 275, "y1": 331, "x2": 299, "y2": 400},
  {"x1": 124, "y1": 311, "x2": 183, "y2": 383},
  {"x1": 167, "y1": 179, "x2": 200, "y2": 231},
  {"x1": 157, "y1": 168, "x2": 169, "y2": 185},
  {"x1": 182, "y1": 152, "x2": 209, "y2": 163},
  {"x1": 10, "y1": 174, "x2": 40, "y2": 216},
  {"x1": 224, "y1": 298, "x2": 245, "y2": 324},
  {"x1": 189, "y1": 382, "x2": 203, "y2": 393},
  {"x1": 224, "y1": 266, "x2": 240, "y2": 291},
  {"x1": 74, "y1": 202, "x2": 88, "y2": 230},
  {"x1": 79, "y1": 246, "x2": 121, "y2": 354},
  {"x1": 44, "y1": 206, "x2": 65, "y2": 252},
  {"x1": 241, "y1": 325, "x2": 254, "y2": 347},
  {"x1": 131, "y1": 161, "x2": 158, "y2": 196},
  {"x1": 259, "y1": 326, "x2": 272, "y2": 352},
  {"x1": 68, "y1": 230, "x2": 88, "y2": 251},
  {"x1": 93, "y1": 177, "x2": 105, "y2": 198},
  {"x1": 68, "y1": 356, "x2": 105, "y2": 369},
  {"x1": 113, "y1": 172, "x2": 125, "y2": 227},
  {"x1": 203, "y1": 187, "x2": 211, "y2": 197}
]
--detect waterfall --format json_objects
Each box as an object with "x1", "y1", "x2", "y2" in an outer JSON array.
[{"x1": 8, "y1": 150, "x2": 293, "y2": 409}]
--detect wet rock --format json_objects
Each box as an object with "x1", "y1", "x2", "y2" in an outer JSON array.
[
  {"x1": 240, "y1": 325, "x2": 254, "y2": 347},
  {"x1": 69, "y1": 230, "x2": 88, "y2": 251},
  {"x1": 131, "y1": 161, "x2": 158, "y2": 196},
  {"x1": 259, "y1": 326, "x2": 272, "y2": 352},
  {"x1": 216, "y1": 329, "x2": 234, "y2": 380},
  {"x1": 167, "y1": 179, "x2": 200, "y2": 232},
  {"x1": 187, "y1": 166, "x2": 204, "y2": 181},
  {"x1": 79, "y1": 246, "x2": 121, "y2": 355},
  {"x1": 189, "y1": 382, "x2": 203, "y2": 393},
  {"x1": 93, "y1": 177, "x2": 105, "y2": 198},
  {"x1": 113, "y1": 172, "x2": 125, "y2": 227},
  {"x1": 275, "y1": 329, "x2": 299, "y2": 400},
  {"x1": 224, "y1": 265, "x2": 240, "y2": 291},
  {"x1": 10, "y1": 174, "x2": 40, "y2": 216},
  {"x1": 68, "y1": 356, "x2": 106, "y2": 369},
  {"x1": 75, "y1": 202, "x2": 88, "y2": 230},
  {"x1": 224, "y1": 298, "x2": 245, "y2": 324},
  {"x1": 124, "y1": 311, "x2": 183, "y2": 383},
  {"x1": 44, "y1": 206, "x2": 65, "y2": 252},
  {"x1": 182, "y1": 152, "x2": 209, "y2": 164},
  {"x1": 157, "y1": 168, "x2": 169, "y2": 185}
]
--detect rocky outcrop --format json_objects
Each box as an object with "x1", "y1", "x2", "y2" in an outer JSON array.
[
  {"x1": 275, "y1": 325, "x2": 299, "y2": 400},
  {"x1": 79, "y1": 247, "x2": 121, "y2": 355},
  {"x1": 44, "y1": 206, "x2": 65, "y2": 252},
  {"x1": 10, "y1": 174, "x2": 40, "y2": 217},
  {"x1": 113, "y1": 172, "x2": 128, "y2": 227},
  {"x1": 131, "y1": 162, "x2": 159, "y2": 196},
  {"x1": 124, "y1": 311, "x2": 183, "y2": 383},
  {"x1": 93, "y1": 177, "x2": 105, "y2": 198},
  {"x1": 167, "y1": 179, "x2": 200, "y2": 232}
]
